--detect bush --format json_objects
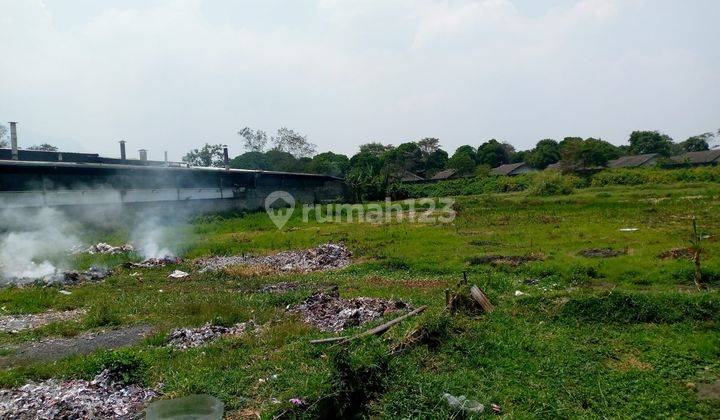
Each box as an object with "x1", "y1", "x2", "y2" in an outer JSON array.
[{"x1": 527, "y1": 171, "x2": 576, "y2": 196}]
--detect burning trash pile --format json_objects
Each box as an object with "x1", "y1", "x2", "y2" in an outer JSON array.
[
  {"x1": 288, "y1": 288, "x2": 409, "y2": 332},
  {"x1": 1, "y1": 266, "x2": 113, "y2": 288},
  {"x1": 0, "y1": 369, "x2": 158, "y2": 419},
  {"x1": 167, "y1": 320, "x2": 256, "y2": 349},
  {"x1": 124, "y1": 256, "x2": 182, "y2": 269},
  {"x1": 75, "y1": 243, "x2": 134, "y2": 255},
  {"x1": 198, "y1": 243, "x2": 352, "y2": 273},
  {"x1": 0, "y1": 309, "x2": 86, "y2": 333}
]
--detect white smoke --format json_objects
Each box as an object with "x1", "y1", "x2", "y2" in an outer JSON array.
[
  {"x1": 0, "y1": 208, "x2": 81, "y2": 282},
  {"x1": 131, "y1": 216, "x2": 175, "y2": 259}
]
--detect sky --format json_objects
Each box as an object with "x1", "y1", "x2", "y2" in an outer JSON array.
[{"x1": 0, "y1": 0, "x2": 718, "y2": 161}]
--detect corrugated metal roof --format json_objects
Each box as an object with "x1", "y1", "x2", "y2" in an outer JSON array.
[
  {"x1": 671, "y1": 149, "x2": 720, "y2": 164},
  {"x1": 491, "y1": 162, "x2": 528, "y2": 176},
  {"x1": 431, "y1": 169, "x2": 457, "y2": 180},
  {"x1": 606, "y1": 153, "x2": 658, "y2": 168}
]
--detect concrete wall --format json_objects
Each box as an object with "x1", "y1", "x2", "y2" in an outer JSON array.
[{"x1": 0, "y1": 161, "x2": 348, "y2": 213}]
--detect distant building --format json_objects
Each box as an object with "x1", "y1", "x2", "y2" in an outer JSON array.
[
  {"x1": 392, "y1": 170, "x2": 425, "y2": 183},
  {"x1": 606, "y1": 153, "x2": 659, "y2": 168},
  {"x1": 491, "y1": 162, "x2": 535, "y2": 176},
  {"x1": 669, "y1": 149, "x2": 720, "y2": 166},
  {"x1": 430, "y1": 168, "x2": 459, "y2": 181}
]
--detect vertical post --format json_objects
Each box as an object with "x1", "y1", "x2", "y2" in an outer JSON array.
[
  {"x1": 119, "y1": 140, "x2": 127, "y2": 160},
  {"x1": 164, "y1": 151, "x2": 168, "y2": 166},
  {"x1": 9, "y1": 122, "x2": 18, "y2": 160},
  {"x1": 139, "y1": 149, "x2": 148, "y2": 162},
  {"x1": 223, "y1": 146, "x2": 229, "y2": 170}
]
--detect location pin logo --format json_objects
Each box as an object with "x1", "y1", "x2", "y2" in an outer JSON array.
[{"x1": 265, "y1": 191, "x2": 295, "y2": 229}]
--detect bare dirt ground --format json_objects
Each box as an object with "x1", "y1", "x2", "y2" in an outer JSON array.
[{"x1": 0, "y1": 325, "x2": 154, "y2": 367}]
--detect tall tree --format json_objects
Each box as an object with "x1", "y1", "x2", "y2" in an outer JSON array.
[
  {"x1": 382, "y1": 142, "x2": 422, "y2": 175},
  {"x1": 561, "y1": 137, "x2": 621, "y2": 168},
  {"x1": 448, "y1": 145, "x2": 477, "y2": 175},
  {"x1": 628, "y1": 130, "x2": 674, "y2": 156},
  {"x1": 237, "y1": 127, "x2": 268, "y2": 152},
  {"x1": 229, "y1": 151, "x2": 267, "y2": 170},
  {"x1": 271, "y1": 127, "x2": 317, "y2": 158},
  {"x1": 182, "y1": 143, "x2": 226, "y2": 167},
  {"x1": 674, "y1": 132, "x2": 713, "y2": 153},
  {"x1": 308, "y1": 152, "x2": 350, "y2": 177},
  {"x1": 476, "y1": 139, "x2": 509, "y2": 167},
  {"x1": 417, "y1": 137, "x2": 440, "y2": 156},
  {"x1": 527, "y1": 139, "x2": 561, "y2": 169},
  {"x1": 359, "y1": 142, "x2": 393, "y2": 158}
]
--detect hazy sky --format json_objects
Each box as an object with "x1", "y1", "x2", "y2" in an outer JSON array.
[{"x1": 1, "y1": 0, "x2": 718, "y2": 160}]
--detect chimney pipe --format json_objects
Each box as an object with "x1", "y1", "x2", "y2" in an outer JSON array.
[
  {"x1": 139, "y1": 149, "x2": 148, "y2": 162},
  {"x1": 119, "y1": 140, "x2": 126, "y2": 160},
  {"x1": 164, "y1": 151, "x2": 168, "y2": 166},
  {"x1": 223, "y1": 146, "x2": 229, "y2": 169},
  {"x1": 9, "y1": 122, "x2": 18, "y2": 160}
]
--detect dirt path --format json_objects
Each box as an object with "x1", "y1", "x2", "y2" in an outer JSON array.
[{"x1": 0, "y1": 325, "x2": 154, "y2": 367}]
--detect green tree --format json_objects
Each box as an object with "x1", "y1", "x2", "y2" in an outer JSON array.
[
  {"x1": 476, "y1": 139, "x2": 509, "y2": 167},
  {"x1": 265, "y1": 149, "x2": 302, "y2": 172},
  {"x1": 423, "y1": 149, "x2": 449, "y2": 177},
  {"x1": 561, "y1": 137, "x2": 621, "y2": 168},
  {"x1": 448, "y1": 146, "x2": 477, "y2": 175},
  {"x1": 628, "y1": 131, "x2": 674, "y2": 156},
  {"x1": 381, "y1": 142, "x2": 423, "y2": 175},
  {"x1": 527, "y1": 139, "x2": 561, "y2": 169},
  {"x1": 674, "y1": 133, "x2": 712, "y2": 153},
  {"x1": 358, "y1": 142, "x2": 392, "y2": 158},
  {"x1": 229, "y1": 151, "x2": 267, "y2": 170},
  {"x1": 182, "y1": 143, "x2": 226, "y2": 167},
  {"x1": 417, "y1": 137, "x2": 440, "y2": 156},
  {"x1": 308, "y1": 152, "x2": 350, "y2": 177}
]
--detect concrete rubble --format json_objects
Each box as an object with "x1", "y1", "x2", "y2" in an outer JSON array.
[
  {"x1": 0, "y1": 309, "x2": 86, "y2": 333},
  {"x1": 125, "y1": 256, "x2": 182, "y2": 269},
  {"x1": 167, "y1": 321, "x2": 256, "y2": 349},
  {"x1": 0, "y1": 369, "x2": 158, "y2": 419},
  {"x1": 288, "y1": 287, "x2": 408, "y2": 332},
  {"x1": 197, "y1": 243, "x2": 352, "y2": 273}
]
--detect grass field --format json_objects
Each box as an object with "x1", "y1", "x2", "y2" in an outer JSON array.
[{"x1": 1, "y1": 182, "x2": 719, "y2": 418}]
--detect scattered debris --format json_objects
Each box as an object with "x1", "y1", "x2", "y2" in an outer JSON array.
[
  {"x1": 514, "y1": 290, "x2": 525, "y2": 296},
  {"x1": 125, "y1": 257, "x2": 182, "y2": 269},
  {"x1": 491, "y1": 403, "x2": 502, "y2": 414},
  {"x1": 289, "y1": 398, "x2": 305, "y2": 407},
  {"x1": 289, "y1": 288, "x2": 408, "y2": 333},
  {"x1": 167, "y1": 321, "x2": 255, "y2": 349},
  {"x1": 0, "y1": 309, "x2": 86, "y2": 333},
  {"x1": 58, "y1": 290, "x2": 71, "y2": 295},
  {"x1": 578, "y1": 248, "x2": 626, "y2": 258},
  {"x1": 310, "y1": 306, "x2": 427, "y2": 345},
  {"x1": 523, "y1": 278, "x2": 540, "y2": 285},
  {"x1": 443, "y1": 393, "x2": 484, "y2": 414},
  {"x1": 168, "y1": 270, "x2": 190, "y2": 279},
  {"x1": 0, "y1": 369, "x2": 158, "y2": 419},
  {"x1": 618, "y1": 228, "x2": 638, "y2": 232},
  {"x1": 81, "y1": 243, "x2": 134, "y2": 255},
  {"x1": 260, "y1": 282, "x2": 299, "y2": 293},
  {"x1": 198, "y1": 243, "x2": 352, "y2": 273},
  {"x1": 468, "y1": 254, "x2": 543, "y2": 267},
  {"x1": 658, "y1": 247, "x2": 694, "y2": 260}
]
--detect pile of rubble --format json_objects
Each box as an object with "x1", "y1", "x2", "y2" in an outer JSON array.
[
  {"x1": 198, "y1": 243, "x2": 352, "y2": 273},
  {"x1": 167, "y1": 321, "x2": 256, "y2": 349},
  {"x1": 81, "y1": 243, "x2": 134, "y2": 255},
  {"x1": 0, "y1": 309, "x2": 86, "y2": 333},
  {"x1": 658, "y1": 247, "x2": 694, "y2": 260},
  {"x1": 0, "y1": 369, "x2": 158, "y2": 419},
  {"x1": 578, "y1": 248, "x2": 626, "y2": 258},
  {"x1": 288, "y1": 288, "x2": 408, "y2": 332},
  {"x1": 124, "y1": 256, "x2": 182, "y2": 269}
]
